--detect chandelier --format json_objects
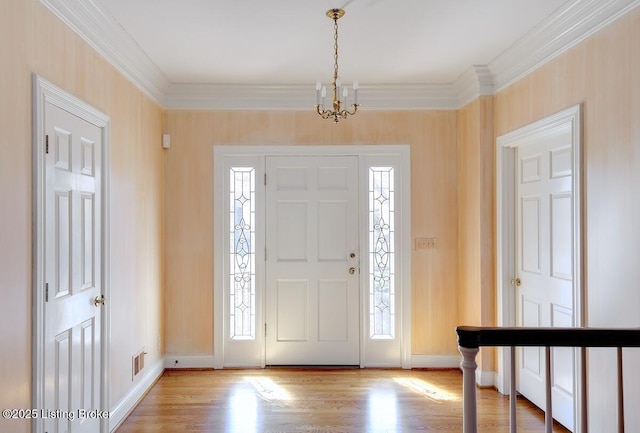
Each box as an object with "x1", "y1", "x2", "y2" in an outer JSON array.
[{"x1": 315, "y1": 8, "x2": 359, "y2": 123}]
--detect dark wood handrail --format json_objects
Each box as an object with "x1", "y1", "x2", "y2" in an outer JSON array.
[{"x1": 456, "y1": 326, "x2": 640, "y2": 349}]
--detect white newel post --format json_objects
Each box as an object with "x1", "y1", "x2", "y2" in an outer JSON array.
[{"x1": 459, "y1": 346, "x2": 480, "y2": 433}]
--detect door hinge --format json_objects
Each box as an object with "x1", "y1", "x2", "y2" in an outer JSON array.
[
  {"x1": 265, "y1": 247, "x2": 267, "y2": 261},
  {"x1": 264, "y1": 323, "x2": 267, "y2": 337},
  {"x1": 45, "y1": 135, "x2": 49, "y2": 154},
  {"x1": 45, "y1": 282, "x2": 49, "y2": 302},
  {"x1": 264, "y1": 173, "x2": 267, "y2": 185}
]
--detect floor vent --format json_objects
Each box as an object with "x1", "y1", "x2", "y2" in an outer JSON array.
[{"x1": 132, "y1": 348, "x2": 146, "y2": 380}]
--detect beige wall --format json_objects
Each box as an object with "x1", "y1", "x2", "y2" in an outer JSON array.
[
  {"x1": 493, "y1": 7, "x2": 640, "y2": 430},
  {"x1": 0, "y1": 1, "x2": 164, "y2": 431},
  {"x1": 163, "y1": 110, "x2": 461, "y2": 356},
  {"x1": 457, "y1": 96, "x2": 496, "y2": 373}
]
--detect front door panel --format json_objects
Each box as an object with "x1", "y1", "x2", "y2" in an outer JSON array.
[{"x1": 265, "y1": 156, "x2": 360, "y2": 365}]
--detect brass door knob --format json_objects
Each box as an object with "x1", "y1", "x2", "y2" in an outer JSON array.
[
  {"x1": 94, "y1": 295, "x2": 105, "y2": 307},
  {"x1": 348, "y1": 267, "x2": 356, "y2": 275},
  {"x1": 510, "y1": 278, "x2": 521, "y2": 287}
]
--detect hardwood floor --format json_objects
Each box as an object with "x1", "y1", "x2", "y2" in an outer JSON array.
[{"x1": 116, "y1": 368, "x2": 570, "y2": 432}]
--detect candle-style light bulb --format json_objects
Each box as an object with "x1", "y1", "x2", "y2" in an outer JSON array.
[
  {"x1": 316, "y1": 81, "x2": 322, "y2": 105},
  {"x1": 353, "y1": 81, "x2": 359, "y2": 104}
]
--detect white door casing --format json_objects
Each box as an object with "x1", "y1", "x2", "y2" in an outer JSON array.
[
  {"x1": 265, "y1": 156, "x2": 360, "y2": 365},
  {"x1": 213, "y1": 146, "x2": 411, "y2": 369},
  {"x1": 496, "y1": 105, "x2": 583, "y2": 432},
  {"x1": 33, "y1": 76, "x2": 110, "y2": 433}
]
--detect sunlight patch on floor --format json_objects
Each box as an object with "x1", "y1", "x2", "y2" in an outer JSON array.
[
  {"x1": 245, "y1": 376, "x2": 293, "y2": 402},
  {"x1": 368, "y1": 388, "x2": 399, "y2": 432},
  {"x1": 227, "y1": 384, "x2": 259, "y2": 431},
  {"x1": 394, "y1": 377, "x2": 460, "y2": 402}
]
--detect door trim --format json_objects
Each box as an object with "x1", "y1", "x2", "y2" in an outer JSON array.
[
  {"x1": 495, "y1": 104, "x2": 583, "y2": 431},
  {"x1": 213, "y1": 145, "x2": 412, "y2": 369},
  {"x1": 32, "y1": 75, "x2": 111, "y2": 433}
]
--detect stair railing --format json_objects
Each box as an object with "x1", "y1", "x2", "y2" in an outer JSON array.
[{"x1": 456, "y1": 326, "x2": 640, "y2": 433}]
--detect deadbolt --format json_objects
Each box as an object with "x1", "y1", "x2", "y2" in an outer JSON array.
[{"x1": 350, "y1": 252, "x2": 356, "y2": 259}]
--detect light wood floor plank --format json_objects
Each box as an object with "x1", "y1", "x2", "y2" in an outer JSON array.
[{"x1": 116, "y1": 368, "x2": 570, "y2": 432}]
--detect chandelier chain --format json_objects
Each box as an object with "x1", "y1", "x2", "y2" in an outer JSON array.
[{"x1": 333, "y1": 15, "x2": 339, "y2": 86}]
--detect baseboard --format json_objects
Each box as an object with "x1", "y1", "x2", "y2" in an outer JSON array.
[
  {"x1": 109, "y1": 357, "x2": 164, "y2": 432},
  {"x1": 411, "y1": 354, "x2": 461, "y2": 369},
  {"x1": 411, "y1": 355, "x2": 496, "y2": 386},
  {"x1": 475, "y1": 369, "x2": 496, "y2": 388},
  {"x1": 164, "y1": 354, "x2": 216, "y2": 369}
]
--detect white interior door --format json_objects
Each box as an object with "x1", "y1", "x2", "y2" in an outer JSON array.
[
  {"x1": 516, "y1": 124, "x2": 574, "y2": 430},
  {"x1": 265, "y1": 155, "x2": 360, "y2": 365},
  {"x1": 43, "y1": 100, "x2": 103, "y2": 433}
]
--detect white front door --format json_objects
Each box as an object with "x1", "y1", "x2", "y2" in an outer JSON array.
[
  {"x1": 265, "y1": 156, "x2": 360, "y2": 365},
  {"x1": 43, "y1": 100, "x2": 103, "y2": 433},
  {"x1": 516, "y1": 123, "x2": 574, "y2": 430}
]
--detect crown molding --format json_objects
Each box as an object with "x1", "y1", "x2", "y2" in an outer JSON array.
[
  {"x1": 40, "y1": 0, "x2": 639, "y2": 110},
  {"x1": 165, "y1": 83, "x2": 460, "y2": 111},
  {"x1": 454, "y1": 65, "x2": 495, "y2": 108},
  {"x1": 489, "y1": 0, "x2": 640, "y2": 92},
  {"x1": 361, "y1": 83, "x2": 460, "y2": 110},
  {"x1": 38, "y1": 0, "x2": 170, "y2": 104}
]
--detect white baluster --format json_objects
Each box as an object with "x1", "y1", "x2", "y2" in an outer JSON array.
[
  {"x1": 617, "y1": 347, "x2": 624, "y2": 433},
  {"x1": 545, "y1": 346, "x2": 553, "y2": 433},
  {"x1": 580, "y1": 347, "x2": 588, "y2": 433},
  {"x1": 510, "y1": 346, "x2": 517, "y2": 433},
  {"x1": 459, "y1": 346, "x2": 480, "y2": 433}
]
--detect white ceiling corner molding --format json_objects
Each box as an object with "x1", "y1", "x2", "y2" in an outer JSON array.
[
  {"x1": 490, "y1": 0, "x2": 640, "y2": 92},
  {"x1": 454, "y1": 65, "x2": 495, "y2": 108},
  {"x1": 164, "y1": 83, "x2": 460, "y2": 111},
  {"x1": 38, "y1": 0, "x2": 170, "y2": 104}
]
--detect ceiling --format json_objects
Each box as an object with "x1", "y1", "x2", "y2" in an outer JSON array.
[
  {"x1": 43, "y1": 0, "x2": 639, "y2": 108},
  {"x1": 100, "y1": 0, "x2": 568, "y2": 85}
]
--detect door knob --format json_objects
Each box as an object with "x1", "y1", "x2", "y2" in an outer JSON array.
[
  {"x1": 348, "y1": 267, "x2": 357, "y2": 275},
  {"x1": 94, "y1": 294, "x2": 105, "y2": 307},
  {"x1": 510, "y1": 278, "x2": 521, "y2": 287}
]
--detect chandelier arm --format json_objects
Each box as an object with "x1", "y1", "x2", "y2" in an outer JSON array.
[
  {"x1": 336, "y1": 104, "x2": 359, "y2": 118},
  {"x1": 317, "y1": 107, "x2": 337, "y2": 121},
  {"x1": 343, "y1": 104, "x2": 359, "y2": 116},
  {"x1": 315, "y1": 104, "x2": 331, "y2": 119}
]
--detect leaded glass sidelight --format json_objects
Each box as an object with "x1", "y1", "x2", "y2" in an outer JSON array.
[
  {"x1": 369, "y1": 167, "x2": 395, "y2": 339},
  {"x1": 229, "y1": 167, "x2": 256, "y2": 339}
]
